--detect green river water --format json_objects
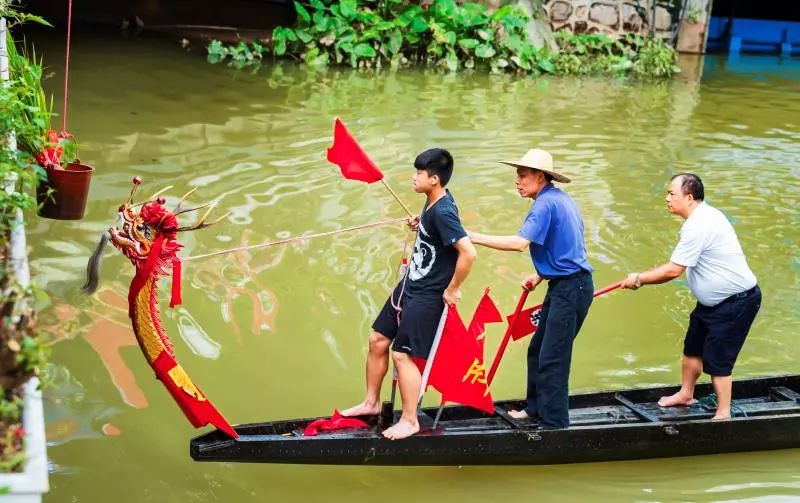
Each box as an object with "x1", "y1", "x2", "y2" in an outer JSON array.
[{"x1": 25, "y1": 34, "x2": 800, "y2": 502}]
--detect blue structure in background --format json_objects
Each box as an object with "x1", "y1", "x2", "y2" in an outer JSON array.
[
  {"x1": 703, "y1": 52, "x2": 800, "y2": 79},
  {"x1": 706, "y1": 16, "x2": 800, "y2": 55}
]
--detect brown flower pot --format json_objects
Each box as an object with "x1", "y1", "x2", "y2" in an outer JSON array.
[{"x1": 36, "y1": 161, "x2": 94, "y2": 220}]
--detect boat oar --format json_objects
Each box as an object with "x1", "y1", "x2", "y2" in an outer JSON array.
[{"x1": 487, "y1": 281, "x2": 623, "y2": 385}]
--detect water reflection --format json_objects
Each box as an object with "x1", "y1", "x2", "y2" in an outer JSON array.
[{"x1": 25, "y1": 34, "x2": 800, "y2": 502}]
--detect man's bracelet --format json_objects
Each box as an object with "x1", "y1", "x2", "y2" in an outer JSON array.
[{"x1": 634, "y1": 273, "x2": 642, "y2": 288}]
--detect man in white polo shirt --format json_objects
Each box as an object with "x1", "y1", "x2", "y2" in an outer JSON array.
[{"x1": 620, "y1": 173, "x2": 760, "y2": 420}]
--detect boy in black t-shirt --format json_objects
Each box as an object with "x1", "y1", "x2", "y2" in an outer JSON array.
[{"x1": 341, "y1": 148, "x2": 477, "y2": 440}]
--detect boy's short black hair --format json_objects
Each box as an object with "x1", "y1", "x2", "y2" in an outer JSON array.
[{"x1": 414, "y1": 148, "x2": 454, "y2": 187}]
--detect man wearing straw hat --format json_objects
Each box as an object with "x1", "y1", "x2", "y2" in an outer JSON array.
[{"x1": 469, "y1": 149, "x2": 594, "y2": 429}]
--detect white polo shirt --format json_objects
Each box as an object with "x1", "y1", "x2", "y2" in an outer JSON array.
[{"x1": 670, "y1": 202, "x2": 757, "y2": 307}]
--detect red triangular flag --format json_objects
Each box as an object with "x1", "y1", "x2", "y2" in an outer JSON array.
[
  {"x1": 326, "y1": 118, "x2": 384, "y2": 184},
  {"x1": 506, "y1": 303, "x2": 544, "y2": 341},
  {"x1": 467, "y1": 289, "x2": 503, "y2": 352},
  {"x1": 427, "y1": 307, "x2": 494, "y2": 414}
]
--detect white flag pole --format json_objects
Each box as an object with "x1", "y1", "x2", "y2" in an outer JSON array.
[{"x1": 417, "y1": 303, "x2": 449, "y2": 406}]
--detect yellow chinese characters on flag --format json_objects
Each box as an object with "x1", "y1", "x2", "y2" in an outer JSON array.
[
  {"x1": 426, "y1": 306, "x2": 496, "y2": 414},
  {"x1": 463, "y1": 358, "x2": 491, "y2": 397}
]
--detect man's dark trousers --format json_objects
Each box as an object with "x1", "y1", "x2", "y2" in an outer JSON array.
[{"x1": 525, "y1": 271, "x2": 594, "y2": 428}]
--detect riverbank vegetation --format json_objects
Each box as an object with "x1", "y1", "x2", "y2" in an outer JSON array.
[
  {"x1": 1, "y1": 2, "x2": 52, "y2": 474},
  {"x1": 206, "y1": 0, "x2": 679, "y2": 78}
]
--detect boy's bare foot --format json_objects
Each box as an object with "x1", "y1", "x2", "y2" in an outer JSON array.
[
  {"x1": 712, "y1": 412, "x2": 731, "y2": 421},
  {"x1": 657, "y1": 392, "x2": 697, "y2": 407},
  {"x1": 382, "y1": 418, "x2": 419, "y2": 440},
  {"x1": 340, "y1": 401, "x2": 381, "y2": 417},
  {"x1": 508, "y1": 409, "x2": 530, "y2": 419}
]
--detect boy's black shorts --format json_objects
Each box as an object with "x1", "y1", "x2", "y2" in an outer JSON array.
[
  {"x1": 683, "y1": 286, "x2": 761, "y2": 376},
  {"x1": 372, "y1": 285, "x2": 445, "y2": 360}
]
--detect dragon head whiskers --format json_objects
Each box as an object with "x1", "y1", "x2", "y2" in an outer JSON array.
[
  {"x1": 176, "y1": 201, "x2": 230, "y2": 232},
  {"x1": 173, "y1": 187, "x2": 198, "y2": 212},
  {"x1": 81, "y1": 230, "x2": 111, "y2": 295},
  {"x1": 125, "y1": 176, "x2": 143, "y2": 205},
  {"x1": 131, "y1": 185, "x2": 174, "y2": 209}
]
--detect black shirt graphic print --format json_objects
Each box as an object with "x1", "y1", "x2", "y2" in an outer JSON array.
[{"x1": 406, "y1": 190, "x2": 467, "y2": 299}]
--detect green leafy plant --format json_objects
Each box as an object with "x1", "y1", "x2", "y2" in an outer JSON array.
[
  {"x1": 1, "y1": 0, "x2": 54, "y2": 474},
  {"x1": 4, "y1": 36, "x2": 51, "y2": 157},
  {"x1": 6, "y1": 34, "x2": 79, "y2": 171},
  {"x1": 207, "y1": 0, "x2": 678, "y2": 79},
  {"x1": 632, "y1": 36, "x2": 680, "y2": 78},
  {"x1": 686, "y1": 5, "x2": 704, "y2": 24},
  {"x1": 0, "y1": 55, "x2": 45, "y2": 224},
  {"x1": 209, "y1": 0, "x2": 553, "y2": 74}
]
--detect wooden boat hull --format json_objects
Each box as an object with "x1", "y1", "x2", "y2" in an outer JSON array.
[{"x1": 190, "y1": 374, "x2": 800, "y2": 465}]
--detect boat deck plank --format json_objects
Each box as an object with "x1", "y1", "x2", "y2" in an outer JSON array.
[{"x1": 190, "y1": 374, "x2": 800, "y2": 465}]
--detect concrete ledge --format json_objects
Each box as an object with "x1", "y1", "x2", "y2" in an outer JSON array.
[{"x1": 0, "y1": 378, "x2": 50, "y2": 503}]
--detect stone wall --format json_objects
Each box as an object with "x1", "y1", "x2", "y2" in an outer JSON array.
[{"x1": 543, "y1": 0, "x2": 676, "y2": 38}]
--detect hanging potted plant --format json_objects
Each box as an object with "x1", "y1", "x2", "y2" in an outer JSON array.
[
  {"x1": 33, "y1": 128, "x2": 93, "y2": 220},
  {"x1": 6, "y1": 32, "x2": 93, "y2": 221}
]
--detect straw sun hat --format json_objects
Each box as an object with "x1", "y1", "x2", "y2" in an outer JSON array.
[{"x1": 500, "y1": 148, "x2": 571, "y2": 183}]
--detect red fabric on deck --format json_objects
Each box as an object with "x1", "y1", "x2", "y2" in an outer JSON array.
[{"x1": 303, "y1": 410, "x2": 369, "y2": 436}]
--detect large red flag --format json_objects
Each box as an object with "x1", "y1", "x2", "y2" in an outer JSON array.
[
  {"x1": 326, "y1": 118, "x2": 384, "y2": 183},
  {"x1": 427, "y1": 307, "x2": 494, "y2": 414},
  {"x1": 468, "y1": 289, "x2": 504, "y2": 352},
  {"x1": 506, "y1": 303, "x2": 543, "y2": 341}
]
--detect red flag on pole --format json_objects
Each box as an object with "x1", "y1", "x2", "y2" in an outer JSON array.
[
  {"x1": 326, "y1": 118, "x2": 384, "y2": 184},
  {"x1": 426, "y1": 307, "x2": 494, "y2": 414},
  {"x1": 506, "y1": 303, "x2": 543, "y2": 341},
  {"x1": 505, "y1": 282, "x2": 623, "y2": 341},
  {"x1": 467, "y1": 289, "x2": 504, "y2": 352}
]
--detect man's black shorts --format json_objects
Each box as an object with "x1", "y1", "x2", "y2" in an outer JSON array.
[
  {"x1": 683, "y1": 286, "x2": 761, "y2": 376},
  {"x1": 372, "y1": 285, "x2": 445, "y2": 360}
]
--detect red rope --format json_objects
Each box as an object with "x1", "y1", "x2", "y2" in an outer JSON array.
[{"x1": 62, "y1": 0, "x2": 73, "y2": 132}]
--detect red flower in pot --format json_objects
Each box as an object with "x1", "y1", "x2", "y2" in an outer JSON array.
[
  {"x1": 35, "y1": 129, "x2": 94, "y2": 221},
  {"x1": 34, "y1": 129, "x2": 74, "y2": 170}
]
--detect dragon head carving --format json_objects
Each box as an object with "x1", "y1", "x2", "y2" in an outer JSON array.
[{"x1": 82, "y1": 177, "x2": 227, "y2": 295}]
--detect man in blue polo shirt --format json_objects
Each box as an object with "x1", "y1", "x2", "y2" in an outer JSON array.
[{"x1": 469, "y1": 149, "x2": 593, "y2": 429}]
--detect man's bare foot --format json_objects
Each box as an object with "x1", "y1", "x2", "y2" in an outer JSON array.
[
  {"x1": 340, "y1": 401, "x2": 381, "y2": 417},
  {"x1": 712, "y1": 413, "x2": 731, "y2": 421},
  {"x1": 508, "y1": 409, "x2": 530, "y2": 419},
  {"x1": 382, "y1": 418, "x2": 419, "y2": 440},
  {"x1": 657, "y1": 392, "x2": 697, "y2": 407}
]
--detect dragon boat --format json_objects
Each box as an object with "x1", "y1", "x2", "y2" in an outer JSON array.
[
  {"x1": 82, "y1": 178, "x2": 800, "y2": 466},
  {"x1": 190, "y1": 374, "x2": 800, "y2": 465}
]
